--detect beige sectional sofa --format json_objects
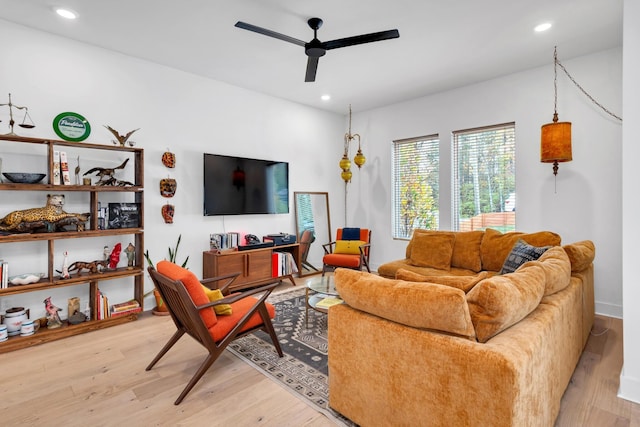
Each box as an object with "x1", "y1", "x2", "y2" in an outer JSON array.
[{"x1": 327, "y1": 229, "x2": 595, "y2": 427}]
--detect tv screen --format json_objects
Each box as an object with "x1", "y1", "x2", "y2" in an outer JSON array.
[{"x1": 203, "y1": 153, "x2": 289, "y2": 216}]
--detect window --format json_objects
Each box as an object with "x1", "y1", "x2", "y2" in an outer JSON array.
[
  {"x1": 392, "y1": 135, "x2": 439, "y2": 239},
  {"x1": 452, "y1": 123, "x2": 515, "y2": 232}
]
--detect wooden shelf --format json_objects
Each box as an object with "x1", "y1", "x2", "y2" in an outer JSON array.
[
  {"x1": 0, "y1": 314, "x2": 139, "y2": 354},
  {"x1": 0, "y1": 134, "x2": 144, "y2": 353}
]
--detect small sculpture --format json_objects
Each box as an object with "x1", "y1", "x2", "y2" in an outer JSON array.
[
  {"x1": 109, "y1": 243, "x2": 122, "y2": 269},
  {"x1": 125, "y1": 243, "x2": 135, "y2": 269},
  {"x1": 67, "y1": 260, "x2": 108, "y2": 275},
  {"x1": 61, "y1": 251, "x2": 70, "y2": 279},
  {"x1": 44, "y1": 297, "x2": 63, "y2": 329},
  {"x1": 103, "y1": 245, "x2": 110, "y2": 261},
  {"x1": 83, "y1": 158, "x2": 132, "y2": 186},
  {"x1": 0, "y1": 194, "x2": 88, "y2": 233},
  {"x1": 75, "y1": 156, "x2": 81, "y2": 185},
  {"x1": 104, "y1": 125, "x2": 139, "y2": 147}
]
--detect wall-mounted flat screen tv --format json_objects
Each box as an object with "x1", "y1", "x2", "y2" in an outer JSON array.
[{"x1": 203, "y1": 153, "x2": 289, "y2": 216}]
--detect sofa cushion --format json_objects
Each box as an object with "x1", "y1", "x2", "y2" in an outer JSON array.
[
  {"x1": 157, "y1": 260, "x2": 217, "y2": 328},
  {"x1": 562, "y1": 240, "x2": 595, "y2": 272},
  {"x1": 466, "y1": 262, "x2": 545, "y2": 342},
  {"x1": 451, "y1": 230, "x2": 484, "y2": 272},
  {"x1": 395, "y1": 268, "x2": 489, "y2": 293},
  {"x1": 481, "y1": 228, "x2": 561, "y2": 272},
  {"x1": 334, "y1": 240, "x2": 366, "y2": 255},
  {"x1": 406, "y1": 230, "x2": 484, "y2": 272},
  {"x1": 335, "y1": 268, "x2": 476, "y2": 339},
  {"x1": 524, "y1": 246, "x2": 572, "y2": 296},
  {"x1": 409, "y1": 232, "x2": 455, "y2": 270},
  {"x1": 499, "y1": 239, "x2": 551, "y2": 274}
]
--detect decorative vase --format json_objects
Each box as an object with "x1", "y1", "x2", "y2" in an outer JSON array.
[{"x1": 152, "y1": 289, "x2": 170, "y2": 316}]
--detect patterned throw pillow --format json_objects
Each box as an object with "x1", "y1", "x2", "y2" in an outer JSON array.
[{"x1": 500, "y1": 239, "x2": 551, "y2": 274}]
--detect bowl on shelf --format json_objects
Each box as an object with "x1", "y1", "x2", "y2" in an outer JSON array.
[{"x1": 2, "y1": 173, "x2": 46, "y2": 184}]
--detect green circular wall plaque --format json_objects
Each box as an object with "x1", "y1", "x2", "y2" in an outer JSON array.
[{"x1": 53, "y1": 112, "x2": 91, "y2": 141}]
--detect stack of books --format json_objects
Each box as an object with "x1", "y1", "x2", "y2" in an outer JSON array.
[
  {"x1": 210, "y1": 232, "x2": 240, "y2": 250},
  {"x1": 0, "y1": 260, "x2": 8, "y2": 289},
  {"x1": 271, "y1": 252, "x2": 298, "y2": 278},
  {"x1": 110, "y1": 299, "x2": 142, "y2": 318}
]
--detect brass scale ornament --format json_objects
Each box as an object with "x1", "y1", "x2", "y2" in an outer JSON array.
[
  {"x1": 0, "y1": 93, "x2": 36, "y2": 135},
  {"x1": 339, "y1": 105, "x2": 365, "y2": 183}
]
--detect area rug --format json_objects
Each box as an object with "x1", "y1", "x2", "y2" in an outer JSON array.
[{"x1": 227, "y1": 287, "x2": 356, "y2": 427}]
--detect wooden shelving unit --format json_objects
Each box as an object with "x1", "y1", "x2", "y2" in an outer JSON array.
[{"x1": 0, "y1": 134, "x2": 144, "y2": 353}]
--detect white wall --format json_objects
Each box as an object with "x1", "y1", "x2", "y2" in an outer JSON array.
[
  {"x1": 620, "y1": 0, "x2": 640, "y2": 404},
  {"x1": 348, "y1": 48, "x2": 623, "y2": 317},
  {"x1": 0, "y1": 20, "x2": 345, "y2": 317}
]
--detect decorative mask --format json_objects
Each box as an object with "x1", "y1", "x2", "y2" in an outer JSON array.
[
  {"x1": 162, "y1": 204, "x2": 175, "y2": 224},
  {"x1": 160, "y1": 178, "x2": 177, "y2": 198},
  {"x1": 162, "y1": 151, "x2": 176, "y2": 168}
]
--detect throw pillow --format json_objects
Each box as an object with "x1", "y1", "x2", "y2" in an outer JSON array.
[
  {"x1": 341, "y1": 227, "x2": 362, "y2": 240},
  {"x1": 562, "y1": 240, "x2": 596, "y2": 272},
  {"x1": 450, "y1": 230, "x2": 484, "y2": 272},
  {"x1": 395, "y1": 268, "x2": 489, "y2": 293},
  {"x1": 466, "y1": 262, "x2": 545, "y2": 343},
  {"x1": 480, "y1": 228, "x2": 561, "y2": 272},
  {"x1": 335, "y1": 268, "x2": 476, "y2": 339},
  {"x1": 201, "y1": 285, "x2": 233, "y2": 315},
  {"x1": 334, "y1": 240, "x2": 366, "y2": 255},
  {"x1": 408, "y1": 232, "x2": 455, "y2": 270},
  {"x1": 528, "y1": 246, "x2": 571, "y2": 296},
  {"x1": 499, "y1": 239, "x2": 551, "y2": 274}
]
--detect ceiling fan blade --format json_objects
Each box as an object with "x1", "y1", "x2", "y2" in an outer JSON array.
[
  {"x1": 305, "y1": 56, "x2": 319, "y2": 82},
  {"x1": 235, "y1": 21, "x2": 306, "y2": 47},
  {"x1": 323, "y1": 29, "x2": 399, "y2": 50}
]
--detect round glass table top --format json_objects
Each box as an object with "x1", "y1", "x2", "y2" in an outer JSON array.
[{"x1": 305, "y1": 274, "x2": 338, "y2": 296}]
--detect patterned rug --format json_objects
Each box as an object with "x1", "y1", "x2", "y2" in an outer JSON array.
[{"x1": 227, "y1": 287, "x2": 355, "y2": 426}]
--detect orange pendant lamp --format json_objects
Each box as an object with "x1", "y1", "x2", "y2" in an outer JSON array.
[{"x1": 541, "y1": 47, "x2": 572, "y2": 177}]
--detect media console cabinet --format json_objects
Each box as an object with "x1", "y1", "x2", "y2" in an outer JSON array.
[{"x1": 202, "y1": 243, "x2": 300, "y2": 292}]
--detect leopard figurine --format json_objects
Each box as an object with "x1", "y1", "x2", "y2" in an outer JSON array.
[{"x1": 0, "y1": 194, "x2": 89, "y2": 233}]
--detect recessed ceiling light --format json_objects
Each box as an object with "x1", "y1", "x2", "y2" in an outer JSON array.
[
  {"x1": 534, "y1": 22, "x2": 552, "y2": 32},
  {"x1": 321, "y1": 94, "x2": 331, "y2": 101},
  {"x1": 54, "y1": 8, "x2": 78, "y2": 20}
]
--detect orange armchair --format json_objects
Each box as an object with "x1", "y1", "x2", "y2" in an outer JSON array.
[{"x1": 322, "y1": 227, "x2": 371, "y2": 275}]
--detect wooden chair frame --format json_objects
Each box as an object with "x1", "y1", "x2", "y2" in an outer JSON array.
[{"x1": 146, "y1": 266, "x2": 283, "y2": 404}]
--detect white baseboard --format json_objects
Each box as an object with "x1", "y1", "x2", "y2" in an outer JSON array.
[
  {"x1": 595, "y1": 301, "x2": 623, "y2": 318},
  {"x1": 619, "y1": 366, "x2": 640, "y2": 404}
]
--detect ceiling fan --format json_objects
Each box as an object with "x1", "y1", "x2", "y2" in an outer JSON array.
[{"x1": 234, "y1": 17, "x2": 400, "y2": 82}]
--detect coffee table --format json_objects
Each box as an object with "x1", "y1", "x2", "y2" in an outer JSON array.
[{"x1": 305, "y1": 274, "x2": 342, "y2": 327}]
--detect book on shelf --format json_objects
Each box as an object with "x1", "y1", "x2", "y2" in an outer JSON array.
[
  {"x1": 315, "y1": 297, "x2": 343, "y2": 309},
  {"x1": 52, "y1": 150, "x2": 62, "y2": 185},
  {"x1": 110, "y1": 306, "x2": 142, "y2": 318},
  {"x1": 210, "y1": 232, "x2": 240, "y2": 250},
  {"x1": 271, "y1": 251, "x2": 298, "y2": 278},
  {"x1": 111, "y1": 299, "x2": 140, "y2": 313},
  {"x1": 59, "y1": 150, "x2": 72, "y2": 185},
  {"x1": 107, "y1": 203, "x2": 140, "y2": 229}
]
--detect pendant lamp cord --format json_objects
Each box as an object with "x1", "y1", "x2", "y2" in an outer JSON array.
[{"x1": 554, "y1": 46, "x2": 622, "y2": 122}]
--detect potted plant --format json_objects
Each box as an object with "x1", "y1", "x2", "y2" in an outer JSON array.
[{"x1": 144, "y1": 234, "x2": 190, "y2": 315}]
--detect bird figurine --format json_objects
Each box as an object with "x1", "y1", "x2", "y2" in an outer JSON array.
[
  {"x1": 104, "y1": 125, "x2": 140, "y2": 147},
  {"x1": 83, "y1": 158, "x2": 130, "y2": 185}
]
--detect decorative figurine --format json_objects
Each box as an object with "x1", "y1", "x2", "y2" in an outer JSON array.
[
  {"x1": 161, "y1": 204, "x2": 175, "y2": 224},
  {"x1": 104, "y1": 125, "x2": 139, "y2": 147},
  {"x1": 109, "y1": 243, "x2": 122, "y2": 269},
  {"x1": 44, "y1": 297, "x2": 63, "y2": 329},
  {"x1": 83, "y1": 158, "x2": 133, "y2": 186},
  {"x1": 61, "y1": 251, "x2": 70, "y2": 279},
  {"x1": 75, "y1": 156, "x2": 81, "y2": 185},
  {"x1": 0, "y1": 194, "x2": 88, "y2": 233},
  {"x1": 103, "y1": 245, "x2": 110, "y2": 261},
  {"x1": 67, "y1": 260, "x2": 108, "y2": 275},
  {"x1": 125, "y1": 243, "x2": 135, "y2": 269}
]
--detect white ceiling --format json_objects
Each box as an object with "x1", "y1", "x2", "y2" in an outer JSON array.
[{"x1": 0, "y1": 0, "x2": 623, "y2": 114}]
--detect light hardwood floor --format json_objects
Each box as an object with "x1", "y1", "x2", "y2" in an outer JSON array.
[{"x1": 1, "y1": 307, "x2": 638, "y2": 426}]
